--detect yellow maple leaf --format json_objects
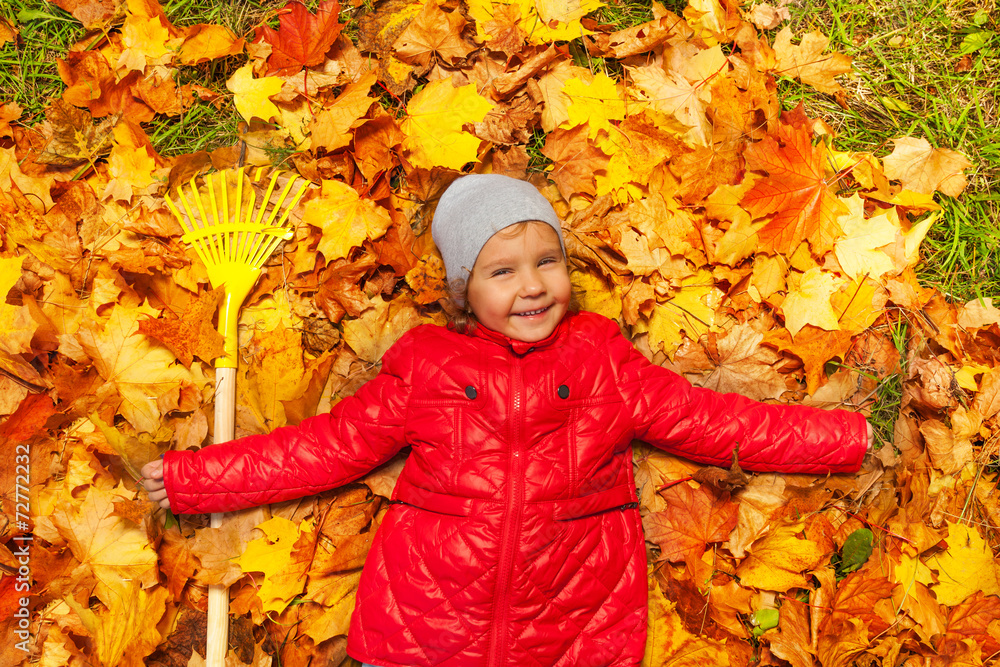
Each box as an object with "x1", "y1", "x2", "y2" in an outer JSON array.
[
  {"x1": 117, "y1": 14, "x2": 174, "y2": 72},
  {"x1": 244, "y1": 324, "x2": 307, "y2": 430},
  {"x1": 0, "y1": 255, "x2": 36, "y2": 356},
  {"x1": 642, "y1": 575, "x2": 730, "y2": 666},
  {"x1": 236, "y1": 516, "x2": 314, "y2": 615},
  {"x1": 302, "y1": 570, "x2": 364, "y2": 643},
  {"x1": 309, "y1": 71, "x2": 377, "y2": 152},
  {"x1": 303, "y1": 179, "x2": 393, "y2": 262},
  {"x1": 51, "y1": 482, "x2": 159, "y2": 602},
  {"x1": 226, "y1": 63, "x2": 283, "y2": 124},
  {"x1": 561, "y1": 73, "x2": 627, "y2": 142},
  {"x1": 773, "y1": 28, "x2": 853, "y2": 95},
  {"x1": 343, "y1": 295, "x2": 424, "y2": 363},
  {"x1": 76, "y1": 302, "x2": 200, "y2": 433},
  {"x1": 736, "y1": 519, "x2": 826, "y2": 591},
  {"x1": 684, "y1": 0, "x2": 727, "y2": 45},
  {"x1": 782, "y1": 267, "x2": 844, "y2": 337},
  {"x1": 640, "y1": 269, "x2": 720, "y2": 356},
  {"x1": 571, "y1": 270, "x2": 622, "y2": 321},
  {"x1": 926, "y1": 521, "x2": 1000, "y2": 605},
  {"x1": 831, "y1": 276, "x2": 887, "y2": 335},
  {"x1": 535, "y1": 60, "x2": 588, "y2": 133},
  {"x1": 833, "y1": 195, "x2": 896, "y2": 279},
  {"x1": 102, "y1": 143, "x2": 159, "y2": 202},
  {"x1": 65, "y1": 580, "x2": 168, "y2": 667},
  {"x1": 521, "y1": 0, "x2": 603, "y2": 43},
  {"x1": 401, "y1": 77, "x2": 494, "y2": 171}
]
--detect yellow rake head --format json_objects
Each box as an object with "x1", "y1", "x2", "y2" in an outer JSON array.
[{"x1": 164, "y1": 167, "x2": 310, "y2": 368}]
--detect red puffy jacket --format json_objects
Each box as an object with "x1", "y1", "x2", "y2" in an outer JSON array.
[{"x1": 164, "y1": 311, "x2": 867, "y2": 667}]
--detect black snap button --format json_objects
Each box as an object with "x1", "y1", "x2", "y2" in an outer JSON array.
[
  {"x1": 465, "y1": 386, "x2": 477, "y2": 400},
  {"x1": 557, "y1": 384, "x2": 569, "y2": 399}
]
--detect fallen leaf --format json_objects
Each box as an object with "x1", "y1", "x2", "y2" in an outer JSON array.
[
  {"x1": 927, "y1": 521, "x2": 1000, "y2": 606},
  {"x1": 742, "y1": 119, "x2": 848, "y2": 256},
  {"x1": 255, "y1": 0, "x2": 344, "y2": 75},
  {"x1": 781, "y1": 267, "x2": 844, "y2": 337},
  {"x1": 236, "y1": 516, "x2": 314, "y2": 615},
  {"x1": 302, "y1": 179, "x2": 393, "y2": 262},
  {"x1": 882, "y1": 137, "x2": 972, "y2": 197},
  {"x1": 137, "y1": 288, "x2": 225, "y2": 367},
  {"x1": 400, "y1": 77, "x2": 494, "y2": 170},
  {"x1": 736, "y1": 519, "x2": 826, "y2": 591},
  {"x1": 342, "y1": 295, "x2": 423, "y2": 363},
  {"x1": 642, "y1": 483, "x2": 738, "y2": 562},
  {"x1": 773, "y1": 28, "x2": 853, "y2": 94},
  {"x1": 225, "y1": 64, "x2": 283, "y2": 124},
  {"x1": 697, "y1": 323, "x2": 789, "y2": 401}
]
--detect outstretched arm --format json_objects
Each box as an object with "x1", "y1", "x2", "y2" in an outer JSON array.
[
  {"x1": 607, "y1": 321, "x2": 869, "y2": 474},
  {"x1": 149, "y1": 337, "x2": 414, "y2": 515}
]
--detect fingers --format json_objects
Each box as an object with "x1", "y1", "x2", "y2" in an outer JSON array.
[
  {"x1": 140, "y1": 459, "x2": 164, "y2": 480},
  {"x1": 866, "y1": 422, "x2": 875, "y2": 451},
  {"x1": 140, "y1": 459, "x2": 172, "y2": 511},
  {"x1": 148, "y1": 487, "x2": 171, "y2": 509}
]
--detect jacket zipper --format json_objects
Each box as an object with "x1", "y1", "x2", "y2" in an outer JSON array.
[{"x1": 487, "y1": 354, "x2": 525, "y2": 667}]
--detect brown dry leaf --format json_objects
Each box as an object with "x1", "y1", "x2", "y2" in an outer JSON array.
[
  {"x1": 883, "y1": 137, "x2": 973, "y2": 197},
  {"x1": 393, "y1": 1, "x2": 474, "y2": 67},
  {"x1": 35, "y1": 99, "x2": 117, "y2": 167},
  {"x1": 189, "y1": 506, "x2": 269, "y2": 587},
  {"x1": 541, "y1": 124, "x2": 609, "y2": 200},
  {"x1": 342, "y1": 295, "x2": 423, "y2": 363},
  {"x1": 697, "y1": 323, "x2": 789, "y2": 401}
]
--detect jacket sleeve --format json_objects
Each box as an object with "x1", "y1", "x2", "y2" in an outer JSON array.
[
  {"x1": 162, "y1": 333, "x2": 414, "y2": 515},
  {"x1": 604, "y1": 319, "x2": 867, "y2": 474}
]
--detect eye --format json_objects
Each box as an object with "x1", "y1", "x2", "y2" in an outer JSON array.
[
  {"x1": 491, "y1": 268, "x2": 512, "y2": 277},
  {"x1": 538, "y1": 256, "x2": 559, "y2": 266}
]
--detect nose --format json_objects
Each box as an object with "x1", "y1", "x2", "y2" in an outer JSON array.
[{"x1": 519, "y1": 267, "x2": 545, "y2": 298}]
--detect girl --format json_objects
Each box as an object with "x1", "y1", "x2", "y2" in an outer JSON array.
[{"x1": 142, "y1": 174, "x2": 872, "y2": 667}]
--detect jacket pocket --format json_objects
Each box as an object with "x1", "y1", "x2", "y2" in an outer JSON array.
[
  {"x1": 549, "y1": 484, "x2": 638, "y2": 521},
  {"x1": 390, "y1": 475, "x2": 500, "y2": 517}
]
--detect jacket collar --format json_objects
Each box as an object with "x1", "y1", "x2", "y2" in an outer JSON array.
[{"x1": 468, "y1": 311, "x2": 573, "y2": 355}]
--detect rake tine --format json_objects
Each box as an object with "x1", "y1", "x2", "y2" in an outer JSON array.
[
  {"x1": 178, "y1": 181, "x2": 220, "y2": 268},
  {"x1": 165, "y1": 194, "x2": 213, "y2": 270}
]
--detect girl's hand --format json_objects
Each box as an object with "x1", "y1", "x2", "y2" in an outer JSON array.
[
  {"x1": 866, "y1": 421, "x2": 875, "y2": 452},
  {"x1": 140, "y1": 459, "x2": 171, "y2": 511}
]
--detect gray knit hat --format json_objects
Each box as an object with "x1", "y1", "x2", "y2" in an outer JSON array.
[{"x1": 431, "y1": 174, "x2": 565, "y2": 301}]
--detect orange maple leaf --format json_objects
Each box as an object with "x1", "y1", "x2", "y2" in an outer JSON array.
[
  {"x1": 642, "y1": 483, "x2": 737, "y2": 562},
  {"x1": 741, "y1": 117, "x2": 848, "y2": 256}
]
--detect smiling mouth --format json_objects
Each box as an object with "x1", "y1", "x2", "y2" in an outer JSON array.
[{"x1": 514, "y1": 305, "x2": 551, "y2": 317}]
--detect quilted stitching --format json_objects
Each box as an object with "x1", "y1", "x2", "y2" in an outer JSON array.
[{"x1": 165, "y1": 312, "x2": 869, "y2": 666}]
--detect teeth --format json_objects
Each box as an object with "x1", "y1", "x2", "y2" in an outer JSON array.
[{"x1": 518, "y1": 307, "x2": 547, "y2": 316}]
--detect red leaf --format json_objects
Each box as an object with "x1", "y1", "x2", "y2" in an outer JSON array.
[
  {"x1": 255, "y1": 0, "x2": 345, "y2": 75},
  {"x1": 0, "y1": 393, "x2": 56, "y2": 441}
]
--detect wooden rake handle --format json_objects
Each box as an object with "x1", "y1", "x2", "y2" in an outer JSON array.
[{"x1": 207, "y1": 367, "x2": 237, "y2": 667}]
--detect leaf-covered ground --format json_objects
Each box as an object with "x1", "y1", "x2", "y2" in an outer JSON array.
[{"x1": 1, "y1": 0, "x2": 998, "y2": 666}]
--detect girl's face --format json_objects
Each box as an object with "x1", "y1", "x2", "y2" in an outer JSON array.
[{"x1": 466, "y1": 221, "x2": 571, "y2": 343}]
